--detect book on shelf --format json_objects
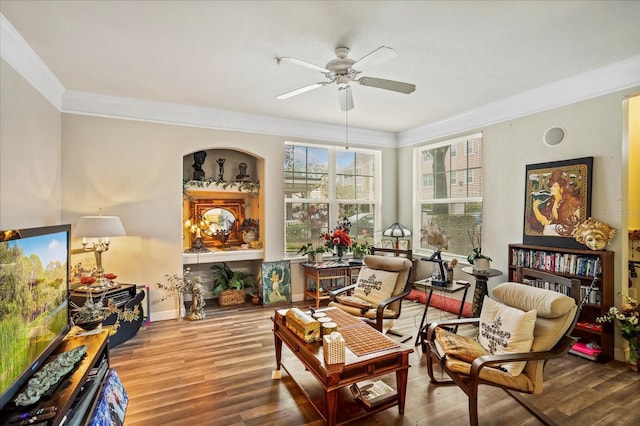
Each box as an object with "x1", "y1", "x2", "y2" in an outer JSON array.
[
  {"x1": 349, "y1": 380, "x2": 397, "y2": 408},
  {"x1": 510, "y1": 247, "x2": 601, "y2": 277},
  {"x1": 570, "y1": 341, "x2": 601, "y2": 361}
]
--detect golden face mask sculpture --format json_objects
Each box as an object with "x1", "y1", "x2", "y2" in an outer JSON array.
[{"x1": 572, "y1": 217, "x2": 616, "y2": 250}]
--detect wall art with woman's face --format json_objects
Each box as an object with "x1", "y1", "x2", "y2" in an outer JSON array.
[{"x1": 523, "y1": 157, "x2": 593, "y2": 249}]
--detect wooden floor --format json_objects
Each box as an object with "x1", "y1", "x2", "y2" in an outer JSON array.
[{"x1": 110, "y1": 299, "x2": 640, "y2": 426}]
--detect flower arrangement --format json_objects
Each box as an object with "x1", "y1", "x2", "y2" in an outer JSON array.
[
  {"x1": 238, "y1": 218, "x2": 259, "y2": 233},
  {"x1": 321, "y1": 217, "x2": 352, "y2": 259},
  {"x1": 597, "y1": 293, "x2": 639, "y2": 340},
  {"x1": 597, "y1": 293, "x2": 640, "y2": 364}
]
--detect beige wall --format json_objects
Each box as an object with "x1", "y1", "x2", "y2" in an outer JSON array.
[{"x1": 0, "y1": 59, "x2": 62, "y2": 228}]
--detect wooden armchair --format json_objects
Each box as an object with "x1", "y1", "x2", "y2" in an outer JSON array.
[
  {"x1": 329, "y1": 255, "x2": 413, "y2": 341},
  {"x1": 424, "y1": 269, "x2": 580, "y2": 425}
]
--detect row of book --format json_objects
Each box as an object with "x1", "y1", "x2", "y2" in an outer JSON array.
[
  {"x1": 511, "y1": 248, "x2": 601, "y2": 277},
  {"x1": 580, "y1": 285, "x2": 602, "y2": 305},
  {"x1": 521, "y1": 278, "x2": 573, "y2": 296}
]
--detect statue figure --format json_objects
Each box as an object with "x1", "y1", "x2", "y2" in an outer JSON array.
[
  {"x1": 216, "y1": 158, "x2": 226, "y2": 183},
  {"x1": 192, "y1": 151, "x2": 207, "y2": 180},
  {"x1": 186, "y1": 276, "x2": 206, "y2": 320},
  {"x1": 235, "y1": 162, "x2": 250, "y2": 181},
  {"x1": 572, "y1": 217, "x2": 616, "y2": 251}
]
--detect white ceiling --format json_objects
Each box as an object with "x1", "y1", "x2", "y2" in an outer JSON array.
[{"x1": 1, "y1": 1, "x2": 639, "y2": 143}]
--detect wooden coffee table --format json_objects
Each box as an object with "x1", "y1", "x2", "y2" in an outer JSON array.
[{"x1": 271, "y1": 307, "x2": 413, "y2": 426}]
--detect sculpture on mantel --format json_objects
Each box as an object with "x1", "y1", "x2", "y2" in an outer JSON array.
[
  {"x1": 217, "y1": 158, "x2": 226, "y2": 183},
  {"x1": 192, "y1": 151, "x2": 207, "y2": 180},
  {"x1": 236, "y1": 162, "x2": 250, "y2": 181}
]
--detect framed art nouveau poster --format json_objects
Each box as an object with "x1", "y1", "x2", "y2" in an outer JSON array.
[{"x1": 523, "y1": 156, "x2": 593, "y2": 249}]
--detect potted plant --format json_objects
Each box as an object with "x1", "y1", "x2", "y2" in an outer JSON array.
[
  {"x1": 351, "y1": 239, "x2": 372, "y2": 261},
  {"x1": 157, "y1": 268, "x2": 192, "y2": 319},
  {"x1": 297, "y1": 243, "x2": 326, "y2": 263},
  {"x1": 211, "y1": 262, "x2": 255, "y2": 306},
  {"x1": 467, "y1": 225, "x2": 491, "y2": 271}
]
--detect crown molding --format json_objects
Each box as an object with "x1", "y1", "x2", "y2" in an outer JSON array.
[
  {"x1": 397, "y1": 55, "x2": 640, "y2": 147},
  {"x1": 0, "y1": 13, "x2": 65, "y2": 108},
  {"x1": 61, "y1": 90, "x2": 397, "y2": 148}
]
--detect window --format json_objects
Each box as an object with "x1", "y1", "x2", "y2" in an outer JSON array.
[
  {"x1": 414, "y1": 133, "x2": 483, "y2": 257},
  {"x1": 285, "y1": 143, "x2": 379, "y2": 253}
]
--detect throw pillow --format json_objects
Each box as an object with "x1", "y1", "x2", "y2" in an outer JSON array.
[
  {"x1": 435, "y1": 327, "x2": 488, "y2": 363},
  {"x1": 478, "y1": 296, "x2": 537, "y2": 376},
  {"x1": 352, "y1": 267, "x2": 399, "y2": 306}
]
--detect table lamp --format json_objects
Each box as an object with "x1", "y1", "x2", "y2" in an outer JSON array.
[
  {"x1": 382, "y1": 222, "x2": 412, "y2": 248},
  {"x1": 74, "y1": 214, "x2": 126, "y2": 288}
]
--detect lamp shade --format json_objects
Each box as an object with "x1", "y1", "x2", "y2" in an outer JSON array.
[
  {"x1": 383, "y1": 222, "x2": 412, "y2": 238},
  {"x1": 73, "y1": 216, "x2": 126, "y2": 238}
]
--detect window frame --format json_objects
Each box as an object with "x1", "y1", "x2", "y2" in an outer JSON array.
[
  {"x1": 413, "y1": 132, "x2": 483, "y2": 260},
  {"x1": 284, "y1": 142, "x2": 381, "y2": 254}
]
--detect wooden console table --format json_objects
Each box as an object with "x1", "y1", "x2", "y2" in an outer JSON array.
[
  {"x1": 302, "y1": 261, "x2": 361, "y2": 308},
  {"x1": 272, "y1": 307, "x2": 413, "y2": 426}
]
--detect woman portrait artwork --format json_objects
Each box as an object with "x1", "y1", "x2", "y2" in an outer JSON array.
[
  {"x1": 261, "y1": 260, "x2": 291, "y2": 306},
  {"x1": 524, "y1": 158, "x2": 592, "y2": 245}
]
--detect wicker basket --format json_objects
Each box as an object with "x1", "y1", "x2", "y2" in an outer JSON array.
[{"x1": 219, "y1": 289, "x2": 246, "y2": 306}]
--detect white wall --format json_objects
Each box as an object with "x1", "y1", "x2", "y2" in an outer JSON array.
[{"x1": 0, "y1": 59, "x2": 61, "y2": 228}]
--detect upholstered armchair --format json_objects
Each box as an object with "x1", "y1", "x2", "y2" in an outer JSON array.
[
  {"x1": 424, "y1": 271, "x2": 580, "y2": 426},
  {"x1": 329, "y1": 254, "x2": 413, "y2": 340}
]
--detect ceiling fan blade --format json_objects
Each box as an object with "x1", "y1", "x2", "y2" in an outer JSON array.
[
  {"x1": 276, "y1": 57, "x2": 330, "y2": 74},
  {"x1": 358, "y1": 77, "x2": 416, "y2": 94},
  {"x1": 277, "y1": 82, "x2": 327, "y2": 100},
  {"x1": 351, "y1": 46, "x2": 398, "y2": 71},
  {"x1": 338, "y1": 85, "x2": 354, "y2": 111}
]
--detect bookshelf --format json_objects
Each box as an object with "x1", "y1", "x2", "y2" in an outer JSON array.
[{"x1": 508, "y1": 243, "x2": 614, "y2": 360}]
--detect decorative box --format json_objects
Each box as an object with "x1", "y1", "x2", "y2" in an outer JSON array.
[
  {"x1": 285, "y1": 308, "x2": 320, "y2": 343},
  {"x1": 323, "y1": 332, "x2": 345, "y2": 365}
]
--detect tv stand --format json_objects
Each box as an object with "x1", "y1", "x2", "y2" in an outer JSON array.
[{"x1": 1, "y1": 330, "x2": 115, "y2": 426}]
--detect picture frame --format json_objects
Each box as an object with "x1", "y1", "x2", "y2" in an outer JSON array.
[
  {"x1": 398, "y1": 239, "x2": 410, "y2": 251},
  {"x1": 523, "y1": 156, "x2": 593, "y2": 249},
  {"x1": 261, "y1": 260, "x2": 292, "y2": 307},
  {"x1": 70, "y1": 249, "x2": 98, "y2": 285},
  {"x1": 381, "y1": 239, "x2": 394, "y2": 249}
]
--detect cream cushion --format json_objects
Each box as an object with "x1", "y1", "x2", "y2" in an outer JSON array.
[
  {"x1": 352, "y1": 267, "x2": 399, "y2": 306},
  {"x1": 478, "y1": 296, "x2": 536, "y2": 376},
  {"x1": 492, "y1": 282, "x2": 577, "y2": 352}
]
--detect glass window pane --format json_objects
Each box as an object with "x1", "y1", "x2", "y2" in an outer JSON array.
[
  {"x1": 340, "y1": 203, "x2": 375, "y2": 240},
  {"x1": 336, "y1": 150, "x2": 355, "y2": 175},
  {"x1": 420, "y1": 202, "x2": 482, "y2": 255},
  {"x1": 356, "y1": 152, "x2": 374, "y2": 176},
  {"x1": 285, "y1": 202, "x2": 329, "y2": 251}
]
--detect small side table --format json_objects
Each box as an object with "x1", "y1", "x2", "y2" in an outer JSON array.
[
  {"x1": 414, "y1": 278, "x2": 471, "y2": 349},
  {"x1": 461, "y1": 267, "x2": 502, "y2": 317}
]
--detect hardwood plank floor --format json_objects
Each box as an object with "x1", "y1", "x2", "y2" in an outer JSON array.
[{"x1": 110, "y1": 300, "x2": 640, "y2": 425}]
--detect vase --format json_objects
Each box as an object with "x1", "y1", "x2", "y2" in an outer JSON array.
[
  {"x1": 335, "y1": 246, "x2": 344, "y2": 262},
  {"x1": 242, "y1": 229, "x2": 257, "y2": 244}
]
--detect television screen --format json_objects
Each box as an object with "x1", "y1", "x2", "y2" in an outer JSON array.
[{"x1": 0, "y1": 225, "x2": 71, "y2": 409}]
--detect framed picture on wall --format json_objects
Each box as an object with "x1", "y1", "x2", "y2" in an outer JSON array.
[
  {"x1": 523, "y1": 156, "x2": 593, "y2": 249},
  {"x1": 261, "y1": 260, "x2": 291, "y2": 307}
]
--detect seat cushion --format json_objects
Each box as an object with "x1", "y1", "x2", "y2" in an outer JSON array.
[
  {"x1": 435, "y1": 327, "x2": 488, "y2": 363},
  {"x1": 478, "y1": 296, "x2": 536, "y2": 376},
  {"x1": 352, "y1": 267, "x2": 399, "y2": 306}
]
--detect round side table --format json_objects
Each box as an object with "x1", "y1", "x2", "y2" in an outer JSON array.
[{"x1": 461, "y1": 267, "x2": 503, "y2": 317}]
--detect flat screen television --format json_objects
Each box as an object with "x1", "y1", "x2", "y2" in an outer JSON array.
[{"x1": 0, "y1": 224, "x2": 71, "y2": 409}]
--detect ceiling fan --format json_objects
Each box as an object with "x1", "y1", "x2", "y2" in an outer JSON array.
[{"x1": 275, "y1": 46, "x2": 416, "y2": 111}]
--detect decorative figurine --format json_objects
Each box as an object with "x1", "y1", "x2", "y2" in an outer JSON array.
[
  {"x1": 572, "y1": 217, "x2": 616, "y2": 250},
  {"x1": 186, "y1": 276, "x2": 206, "y2": 320},
  {"x1": 216, "y1": 158, "x2": 226, "y2": 183},
  {"x1": 236, "y1": 162, "x2": 250, "y2": 181},
  {"x1": 192, "y1": 151, "x2": 207, "y2": 180}
]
